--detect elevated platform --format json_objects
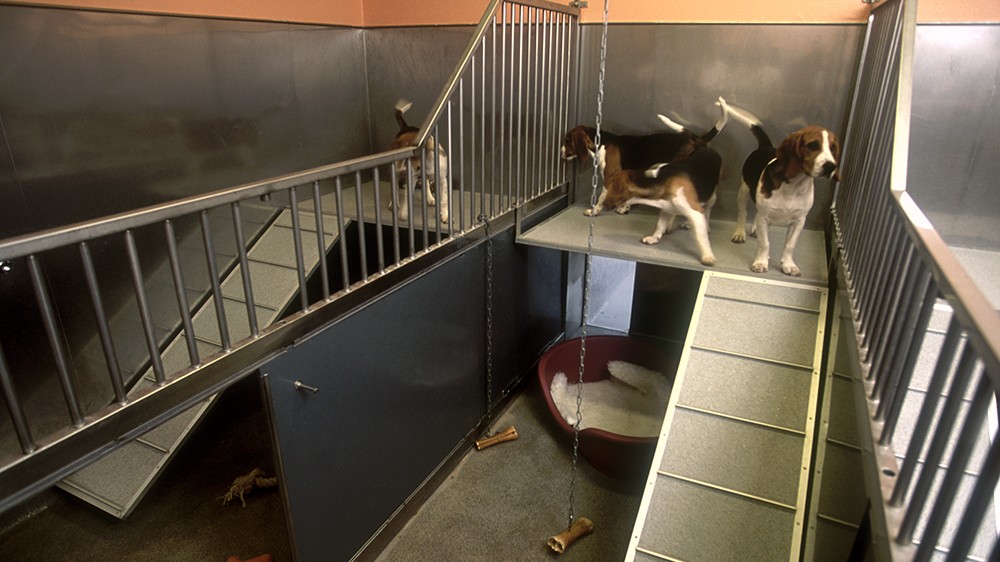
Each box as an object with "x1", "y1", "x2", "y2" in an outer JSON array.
[{"x1": 518, "y1": 204, "x2": 828, "y2": 287}]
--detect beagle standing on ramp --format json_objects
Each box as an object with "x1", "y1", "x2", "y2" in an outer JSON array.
[
  {"x1": 389, "y1": 99, "x2": 450, "y2": 224},
  {"x1": 728, "y1": 106, "x2": 840, "y2": 276}
]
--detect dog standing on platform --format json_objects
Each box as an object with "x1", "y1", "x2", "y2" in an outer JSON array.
[
  {"x1": 595, "y1": 143, "x2": 721, "y2": 266},
  {"x1": 727, "y1": 106, "x2": 840, "y2": 276},
  {"x1": 561, "y1": 98, "x2": 729, "y2": 217},
  {"x1": 389, "y1": 99, "x2": 450, "y2": 224}
]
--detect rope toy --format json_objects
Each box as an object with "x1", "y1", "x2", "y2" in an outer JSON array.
[{"x1": 220, "y1": 468, "x2": 278, "y2": 507}]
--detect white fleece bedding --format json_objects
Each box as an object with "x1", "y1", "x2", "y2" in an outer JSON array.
[{"x1": 549, "y1": 361, "x2": 670, "y2": 438}]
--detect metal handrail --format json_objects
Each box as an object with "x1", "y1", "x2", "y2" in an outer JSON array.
[
  {"x1": 0, "y1": 148, "x2": 412, "y2": 260},
  {"x1": 415, "y1": 0, "x2": 580, "y2": 148}
]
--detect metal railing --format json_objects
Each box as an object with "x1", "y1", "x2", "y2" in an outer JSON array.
[
  {"x1": 833, "y1": 0, "x2": 1000, "y2": 559},
  {"x1": 0, "y1": 0, "x2": 579, "y2": 515}
]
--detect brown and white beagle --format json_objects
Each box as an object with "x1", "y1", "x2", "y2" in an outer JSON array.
[
  {"x1": 728, "y1": 105, "x2": 841, "y2": 276},
  {"x1": 389, "y1": 99, "x2": 450, "y2": 223},
  {"x1": 562, "y1": 98, "x2": 729, "y2": 216},
  {"x1": 595, "y1": 143, "x2": 722, "y2": 266}
]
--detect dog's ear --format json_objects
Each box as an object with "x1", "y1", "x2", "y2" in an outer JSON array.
[
  {"x1": 777, "y1": 131, "x2": 803, "y2": 180},
  {"x1": 572, "y1": 128, "x2": 594, "y2": 163}
]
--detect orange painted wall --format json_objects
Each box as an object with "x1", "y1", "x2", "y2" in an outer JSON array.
[{"x1": 5, "y1": 0, "x2": 999, "y2": 26}]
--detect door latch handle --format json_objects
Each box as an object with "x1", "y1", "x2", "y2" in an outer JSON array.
[{"x1": 293, "y1": 380, "x2": 319, "y2": 393}]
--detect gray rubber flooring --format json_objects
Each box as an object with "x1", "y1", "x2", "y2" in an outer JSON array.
[{"x1": 376, "y1": 379, "x2": 645, "y2": 562}]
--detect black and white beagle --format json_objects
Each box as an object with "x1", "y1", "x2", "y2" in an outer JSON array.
[
  {"x1": 595, "y1": 142, "x2": 722, "y2": 266},
  {"x1": 728, "y1": 106, "x2": 841, "y2": 276},
  {"x1": 562, "y1": 98, "x2": 728, "y2": 216},
  {"x1": 389, "y1": 99, "x2": 450, "y2": 223}
]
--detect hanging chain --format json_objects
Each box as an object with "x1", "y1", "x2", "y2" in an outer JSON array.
[
  {"x1": 481, "y1": 214, "x2": 495, "y2": 435},
  {"x1": 567, "y1": 0, "x2": 609, "y2": 530}
]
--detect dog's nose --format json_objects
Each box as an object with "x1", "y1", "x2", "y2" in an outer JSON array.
[{"x1": 821, "y1": 162, "x2": 836, "y2": 177}]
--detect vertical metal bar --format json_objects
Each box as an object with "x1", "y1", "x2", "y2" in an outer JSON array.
[
  {"x1": 28, "y1": 254, "x2": 84, "y2": 424},
  {"x1": 312, "y1": 181, "x2": 332, "y2": 299},
  {"x1": 371, "y1": 170, "x2": 386, "y2": 272},
  {"x1": 446, "y1": 101, "x2": 454, "y2": 235},
  {"x1": 79, "y1": 241, "x2": 126, "y2": 404},
  {"x1": 200, "y1": 211, "x2": 231, "y2": 352},
  {"x1": 164, "y1": 221, "x2": 199, "y2": 367},
  {"x1": 470, "y1": 52, "x2": 478, "y2": 227},
  {"x1": 432, "y1": 125, "x2": 444, "y2": 241},
  {"x1": 890, "y1": 317, "x2": 963, "y2": 506},
  {"x1": 125, "y1": 230, "x2": 167, "y2": 383},
  {"x1": 517, "y1": 4, "x2": 525, "y2": 206},
  {"x1": 388, "y1": 165, "x2": 401, "y2": 264},
  {"x1": 879, "y1": 273, "x2": 936, "y2": 444},
  {"x1": 0, "y1": 340, "x2": 36, "y2": 453},
  {"x1": 406, "y1": 159, "x2": 417, "y2": 254},
  {"x1": 531, "y1": 8, "x2": 541, "y2": 198},
  {"x1": 543, "y1": 9, "x2": 553, "y2": 192},
  {"x1": 334, "y1": 176, "x2": 350, "y2": 289},
  {"x1": 913, "y1": 372, "x2": 992, "y2": 562},
  {"x1": 419, "y1": 146, "x2": 430, "y2": 249},
  {"x1": 500, "y1": 3, "x2": 517, "y2": 210},
  {"x1": 871, "y1": 247, "x2": 919, "y2": 402},
  {"x1": 459, "y1": 79, "x2": 466, "y2": 231},
  {"x1": 230, "y1": 202, "x2": 259, "y2": 338},
  {"x1": 948, "y1": 429, "x2": 1000, "y2": 561},
  {"x1": 491, "y1": 12, "x2": 498, "y2": 219},
  {"x1": 354, "y1": 171, "x2": 369, "y2": 281},
  {"x1": 288, "y1": 187, "x2": 310, "y2": 310},
  {"x1": 480, "y1": 36, "x2": 487, "y2": 219},
  {"x1": 897, "y1": 344, "x2": 977, "y2": 544}
]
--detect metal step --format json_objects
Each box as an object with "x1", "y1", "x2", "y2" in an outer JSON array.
[
  {"x1": 628, "y1": 272, "x2": 828, "y2": 562},
  {"x1": 57, "y1": 207, "x2": 340, "y2": 519}
]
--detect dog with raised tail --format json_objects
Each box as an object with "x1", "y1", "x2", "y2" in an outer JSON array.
[
  {"x1": 594, "y1": 143, "x2": 721, "y2": 266},
  {"x1": 727, "y1": 105, "x2": 840, "y2": 276},
  {"x1": 562, "y1": 97, "x2": 729, "y2": 217},
  {"x1": 388, "y1": 99, "x2": 450, "y2": 224}
]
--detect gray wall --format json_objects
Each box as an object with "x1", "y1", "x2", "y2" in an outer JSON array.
[
  {"x1": 908, "y1": 24, "x2": 1000, "y2": 250},
  {"x1": 0, "y1": 6, "x2": 369, "y2": 238},
  {"x1": 575, "y1": 24, "x2": 865, "y2": 228}
]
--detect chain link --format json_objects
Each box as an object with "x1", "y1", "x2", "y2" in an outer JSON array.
[
  {"x1": 567, "y1": 0, "x2": 608, "y2": 530},
  {"x1": 481, "y1": 214, "x2": 495, "y2": 435}
]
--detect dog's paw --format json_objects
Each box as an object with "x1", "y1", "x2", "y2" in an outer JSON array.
[
  {"x1": 731, "y1": 230, "x2": 746, "y2": 243},
  {"x1": 614, "y1": 205, "x2": 630, "y2": 215},
  {"x1": 700, "y1": 254, "x2": 717, "y2": 266},
  {"x1": 680, "y1": 221, "x2": 693, "y2": 230},
  {"x1": 583, "y1": 207, "x2": 601, "y2": 217},
  {"x1": 781, "y1": 260, "x2": 802, "y2": 276},
  {"x1": 641, "y1": 235, "x2": 661, "y2": 245},
  {"x1": 439, "y1": 210, "x2": 450, "y2": 224},
  {"x1": 750, "y1": 261, "x2": 768, "y2": 273}
]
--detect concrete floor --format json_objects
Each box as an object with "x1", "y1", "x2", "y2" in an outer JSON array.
[{"x1": 0, "y1": 375, "x2": 293, "y2": 562}]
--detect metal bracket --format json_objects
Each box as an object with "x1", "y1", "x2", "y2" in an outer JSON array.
[{"x1": 569, "y1": 1, "x2": 588, "y2": 7}]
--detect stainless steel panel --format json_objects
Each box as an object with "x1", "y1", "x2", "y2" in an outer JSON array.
[
  {"x1": 908, "y1": 25, "x2": 1000, "y2": 250},
  {"x1": 0, "y1": 5, "x2": 369, "y2": 235},
  {"x1": 575, "y1": 24, "x2": 865, "y2": 228},
  {"x1": 264, "y1": 230, "x2": 562, "y2": 561},
  {"x1": 363, "y1": 27, "x2": 477, "y2": 152}
]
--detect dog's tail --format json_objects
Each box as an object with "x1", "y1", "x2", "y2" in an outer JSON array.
[
  {"x1": 395, "y1": 99, "x2": 414, "y2": 131},
  {"x1": 656, "y1": 97, "x2": 730, "y2": 144},
  {"x1": 725, "y1": 102, "x2": 772, "y2": 149}
]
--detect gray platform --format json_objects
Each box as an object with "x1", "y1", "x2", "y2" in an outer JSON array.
[
  {"x1": 627, "y1": 272, "x2": 827, "y2": 562},
  {"x1": 518, "y1": 204, "x2": 828, "y2": 286}
]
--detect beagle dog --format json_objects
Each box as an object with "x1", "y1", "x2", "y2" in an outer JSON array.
[
  {"x1": 389, "y1": 99, "x2": 450, "y2": 223},
  {"x1": 595, "y1": 144, "x2": 722, "y2": 266},
  {"x1": 728, "y1": 106, "x2": 840, "y2": 276},
  {"x1": 562, "y1": 98, "x2": 729, "y2": 216}
]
